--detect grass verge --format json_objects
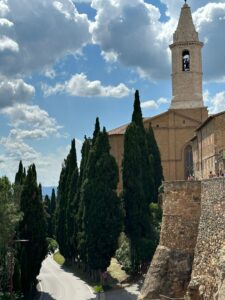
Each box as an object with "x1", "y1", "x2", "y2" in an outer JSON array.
[
  {"x1": 107, "y1": 258, "x2": 128, "y2": 283},
  {"x1": 53, "y1": 251, "x2": 65, "y2": 265}
]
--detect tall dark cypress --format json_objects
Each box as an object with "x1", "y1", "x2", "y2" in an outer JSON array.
[
  {"x1": 50, "y1": 189, "x2": 56, "y2": 215},
  {"x1": 56, "y1": 139, "x2": 78, "y2": 259},
  {"x1": 19, "y1": 164, "x2": 47, "y2": 293},
  {"x1": 50, "y1": 189, "x2": 57, "y2": 237},
  {"x1": 56, "y1": 163, "x2": 67, "y2": 256},
  {"x1": 76, "y1": 137, "x2": 91, "y2": 264},
  {"x1": 44, "y1": 195, "x2": 51, "y2": 237},
  {"x1": 123, "y1": 90, "x2": 155, "y2": 272},
  {"x1": 146, "y1": 125, "x2": 164, "y2": 201},
  {"x1": 65, "y1": 140, "x2": 79, "y2": 260},
  {"x1": 93, "y1": 117, "x2": 100, "y2": 144},
  {"x1": 15, "y1": 161, "x2": 25, "y2": 185},
  {"x1": 79, "y1": 124, "x2": 123, "y2": 272}
]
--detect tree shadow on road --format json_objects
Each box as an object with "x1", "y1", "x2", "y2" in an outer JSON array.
[
  {"x1": 60, "y1": 263, "x2": 143, "y2": 300},
  {"x1": 36, "y1": 291, "x2": 57, "y2": 300}
]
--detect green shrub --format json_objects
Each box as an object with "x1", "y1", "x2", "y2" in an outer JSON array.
[
  {"x1": 93, "y1": 285, "x2": 103, "y2": 293},
  {"x1": 115, "y1": 233, "x2": 131, "y2": 273},
  {"x1": 47, "y1": 238, "x2": 58, "y2": 254},
  {"x1": 0, "y1": 292, "x2": 23, "y2": 299},
  {"x1": 150, "y1": 203, "x2": 162, "y2": 232}
]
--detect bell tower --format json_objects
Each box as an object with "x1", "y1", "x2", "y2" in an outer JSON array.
[{"x1": 170, "y1": 2, "x2": 204, "y2": 109}]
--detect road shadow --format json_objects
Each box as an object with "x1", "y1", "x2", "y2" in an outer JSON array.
[
  {"x1": 60, "y1": 263, "x2": 143, "y2": 300},
  {"x1": 36, "y1": 291, "x2": 57, "y2": 300}
]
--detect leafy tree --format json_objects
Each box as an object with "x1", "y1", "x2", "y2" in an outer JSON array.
[
  {"x1": 80, "y1": 125, "x2": 123, "y2": 272},
  {"x1": 0, "y1": 177, "x2": 21, "y2": 292},
  {"x1": 19, "y1": 164, "x2": 47, "y2": 294},
  {"x1": 123, "y1": 90, "x2": 155, "y2": 272}
]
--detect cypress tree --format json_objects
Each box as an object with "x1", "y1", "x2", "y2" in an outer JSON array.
[
  {"x1": 132, "y1": 90, "x2": 143, "y2": 127},
  {"x1": 44, "y1": 195, "x2": 51, "y2": 237},
  {"x1": 50, "y1": 189, "x2": 56, "y2": 215},
  {"x1": 15, "y1": 161, "x2": 26, "y2": 185},
  {"x1": 76, "y1": 120, "x2": 100, "y2": 265},
  {"x1": 19, "y1": 164, "x2": 47, "y2": 294},
  {"x1": 56, "y1": 163, "x2": 67, "y2": 257},
  {"x1": 65, "y1": 140, "x2": 79, "y2": 261},
  {"x1": 76, "y1": 137, "x2": 91, "y2": 264},
  {"x1": 80, "y1": 125, "x2": 123, "y2": 273},
  {"x1": 39, "y1": 183, "x2": 43, "y2": 201},
  {"x1": 123, "y1": 90, "x2": 155, "y2": 272},
  {"x1": 146, "y1": 125, "x2": 164, "y2": 201},
  {"x1": 93, "y1": 117, "x2": 100, "y2": 144},
  {"x1": 56, "y1": 139, "x2": 78, "y2": 259},
  {"x1": 14, "y1": 161, "x2": 26, "y2": 207},
  {"x1": 50, "y1": 189, "x2": 57, "y2": 237}
]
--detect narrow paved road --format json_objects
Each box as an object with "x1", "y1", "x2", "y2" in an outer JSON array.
[{"x1": 37, "y1": 256, "x2": 96, "y2": 300}]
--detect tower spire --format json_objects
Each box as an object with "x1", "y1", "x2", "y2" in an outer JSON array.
[
  {"x1": 169, "y1": 3, "x2": 204, "y2": 109},
  {"x1": 174, "y1": 3, "x2": 198, "y2": 42}
]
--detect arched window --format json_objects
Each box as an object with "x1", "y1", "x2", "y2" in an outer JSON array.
[
  {"x1": 182, "y1": 50, "x2": 190, "y2": 72},
  {"x1": 184, "y1": 145, "x2": 193, "y2": 179}
]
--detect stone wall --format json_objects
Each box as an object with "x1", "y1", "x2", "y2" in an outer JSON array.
[
  {"x1": 186, "y1": 178, "x2": 225, "y2": 300},
  {"x1": 139, "y1": 181, "x2": 201, "y2": 300}
]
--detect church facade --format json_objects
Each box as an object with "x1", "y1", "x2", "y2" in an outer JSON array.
[{"x1": 108, "y1": 3, "x2": 208, "y2": 191}]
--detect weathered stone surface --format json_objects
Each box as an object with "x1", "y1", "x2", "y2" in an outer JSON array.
[
  {"x1": 139, "y1": 178, "x2": 225, "y2": 300},
  {"x1": 139, "y1": 181, "x2": 201, "y2": 300},
  {"x1": 186, "y1": 178, "x2": 225, "y2": 300},
  {"x1": 138, "y1": 246, "x2": 193, "y2": 300}
]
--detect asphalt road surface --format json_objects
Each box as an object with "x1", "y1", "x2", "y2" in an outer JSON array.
[{"x1": 37, "y1": 256, "x2": 96, "y2": 300}]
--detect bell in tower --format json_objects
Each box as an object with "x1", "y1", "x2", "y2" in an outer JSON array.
[{"x1": 170, "y1": 2, "x2": 204, "y2": 109}]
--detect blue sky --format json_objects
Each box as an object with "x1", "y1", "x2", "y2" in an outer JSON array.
[{"x1": 1, "y1": 0, "x2": 225, "y2": 186}]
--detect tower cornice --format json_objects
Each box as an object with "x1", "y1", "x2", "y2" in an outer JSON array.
[{"x1": 169, "y1": 41, "x2": 204, "y2": 49}]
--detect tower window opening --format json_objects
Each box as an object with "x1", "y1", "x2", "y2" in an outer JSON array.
[{"x1": 182, "y1": 50, "x2": 190, "y2": 72}]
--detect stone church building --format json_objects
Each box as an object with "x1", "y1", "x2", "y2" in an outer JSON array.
[{"x1": 108, "y1": 2, "x2": 225, "y2": 190}]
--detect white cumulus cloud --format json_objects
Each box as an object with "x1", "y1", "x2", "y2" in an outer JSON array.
[
  {"x1": 141, "y1": 97, "x2": 169, "y2": 109},
  {"x1": 193, "y1": 3, "x2": 225, "y2": 81},
  {"x1": 0, "y1": 79, "x2": 35, "y2": 108},
  {"x1": 91, "y1": 0, "x2": 171, "y2": 79},
  {"x1": 0, "y1": 0, "x2": 91, "y2": 77},
  {"x1": 42, "y1": 73, "x2": 131, "y2": 98},
  {"x1": 0, "y1": 0, "x2": 9, "y2": 16},
  {"x1": 0, "y1": 36, "x2": 19, "y2": 52},
  {"x1": 2, "y1": 104, "x2": 63, "y2": 136},
  {"x1": 141, "y1": 100, "x2": 158, "y2": 109},
  {"x1": 205, "y1": 91, "x2": 225, "y2": 114}
]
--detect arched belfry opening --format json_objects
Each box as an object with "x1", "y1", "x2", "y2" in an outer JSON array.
[
  {"x1": 184, "y1": 145, "x2": 193, "y2": 179},
  {"x1": 182, "y1": 50, "x2": 190, "y2": 71}
]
